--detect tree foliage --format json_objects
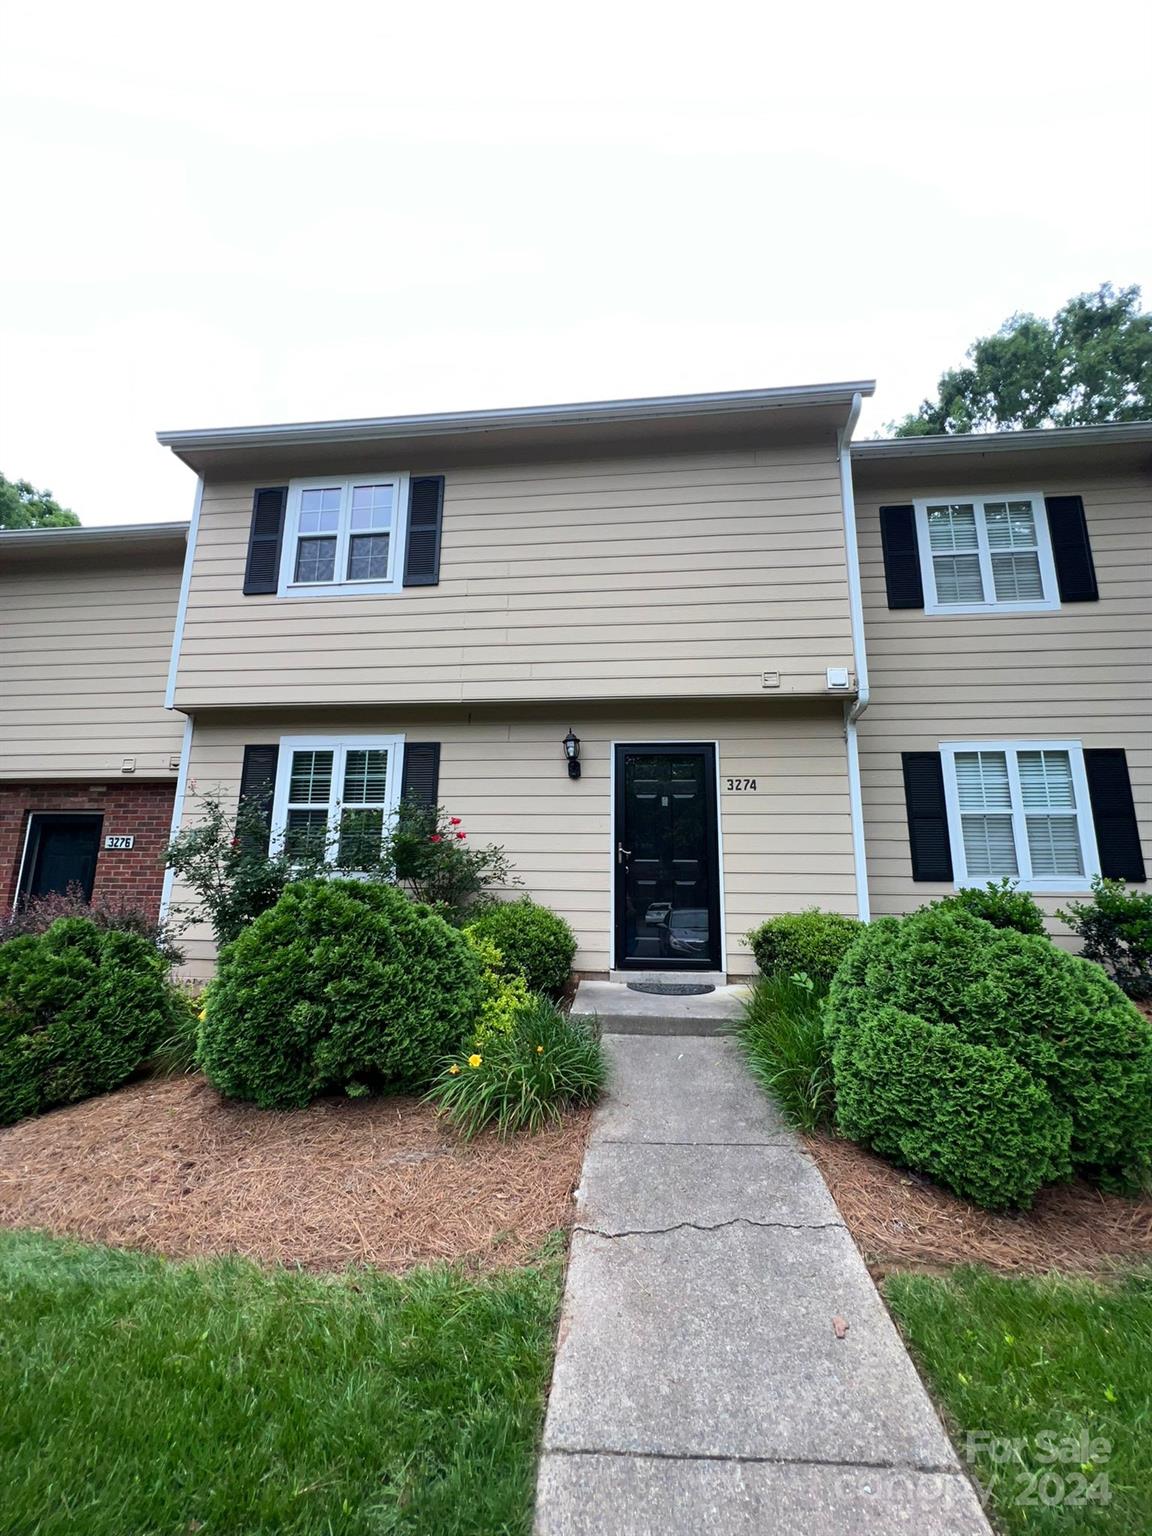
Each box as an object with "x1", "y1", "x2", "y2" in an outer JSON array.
[
  {"x1": 894, "y1": 283, "x2": 1152, "y2": 436},
  {"x1": 0, "y1": 472, "x2": 80, "y2": 529}
]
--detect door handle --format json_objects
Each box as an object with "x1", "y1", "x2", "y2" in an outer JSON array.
[{"x1": 617, "y1": 844, "x2": 632, "y2": 865}]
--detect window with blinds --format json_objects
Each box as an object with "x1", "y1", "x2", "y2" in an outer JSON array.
[
  {"x1": 273, "y1": 737, "x2": 403, "y2": 868},
  {"x1": 944, "y1": 741, "x2": 1096, "y2": 890},
  {"x1": 916, "y1": 494, "x2": 1059, "y2": 613}
]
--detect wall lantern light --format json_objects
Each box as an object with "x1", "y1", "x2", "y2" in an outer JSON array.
[{"x1": 563, "y1": 728, "x2": 582, "y2": 779}]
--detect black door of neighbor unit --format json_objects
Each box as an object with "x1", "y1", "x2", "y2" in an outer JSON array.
[
  {"x1": 614, "y1": 744, "x2": 721, "y2": 970},
  {"x1": 18, "y1": 814, "x2": 103, "y2": 904}
]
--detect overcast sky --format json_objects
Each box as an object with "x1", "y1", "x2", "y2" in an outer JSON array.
[{"x1": 2, "y1": 0, "x2": 1150, "y2": 525}]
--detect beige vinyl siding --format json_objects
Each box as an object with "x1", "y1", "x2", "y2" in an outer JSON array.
[
  {"x1": 172, "y1": 701, "x2": 858, "y2": 978},
  {"x1": 0, "y1": 550, "x2": 185, "y2": 780},
  {"x1": 174, "y1": 444, "x2": 855, "y2": 708},
  {"x1": 856, "y1": 471, "x2": 1152, "y2": 931}
]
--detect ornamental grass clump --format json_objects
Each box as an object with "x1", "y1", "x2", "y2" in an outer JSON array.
[
  {"x1": 199, "y1": 880, "x2": 484, "y2": 1108},
  {"x1": 826, "y1": 906, "x2": 1152, "y2": 1207},
  {"x1": 733, "y1": 972, "x2": 834, "y2": 1132},
  {"x1": 428, "y1": 995, "x2": 605, "y2": 1138}
]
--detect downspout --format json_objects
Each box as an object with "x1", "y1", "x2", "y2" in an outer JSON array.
[
  {"x1": 158, "y1": 713, "x2": 194, "y2": 923},
  {"x1": 838, "y1": 393, "x2": 871, "y2": 921}
]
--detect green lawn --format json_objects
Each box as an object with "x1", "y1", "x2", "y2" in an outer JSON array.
[
  {"x1": 0, "y1": 1229, "x2": 561, "y2": 1536},
  {"x1": 885, "y1": 1265, "x2": 1152, "y2": 1535}
]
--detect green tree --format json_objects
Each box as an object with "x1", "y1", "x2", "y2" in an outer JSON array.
[
  {"x1": 894, "y1": 283, "x2": 1152, "y2": 436},
  {"x1": 0, "y1": 473, "x2": 80, "y2": 529}
]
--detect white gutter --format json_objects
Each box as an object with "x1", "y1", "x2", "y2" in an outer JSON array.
[
  {"x1": 852, "y1": 419, "x2": 1152, "y2": 460},
  {"x1": 157, "y1": 380, "x2": 876, "y2": 454},
  {"x1": 838, "y1": 392, "x2": 871, "y2": 922},
  {"x1": 165, "y1": 476, "x2": 204, "y2": 710},
  {"x1": 158, "y1": 712, "x2": 194, "y2": 924},
  {"x1": 0, "y1": 520, "x2": 188, "y2": 548}
]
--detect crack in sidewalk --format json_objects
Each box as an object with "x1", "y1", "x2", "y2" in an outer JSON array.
[
  {"x1": 543, "y1": 1445, "x2": 963, "y2": 1476},
  {"x1": 574, "y1": 1217, "x2": 846, "y2": 1239}
]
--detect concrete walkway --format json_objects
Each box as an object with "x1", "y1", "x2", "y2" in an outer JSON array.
[{"x1": 534, "y1": 1034, "x2": 992, "y2": 1535}]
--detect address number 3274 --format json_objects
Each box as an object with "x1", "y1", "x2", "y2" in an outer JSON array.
[{"x1": 724, "y1": 778, "x2": 758, "y2": 793}]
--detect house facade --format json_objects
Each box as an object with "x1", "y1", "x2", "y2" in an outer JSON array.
[{"x1": 2, "y1": 384, "x2": 1147, "y2": 977}]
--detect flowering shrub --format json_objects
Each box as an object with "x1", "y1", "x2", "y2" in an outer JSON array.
[
  {"x1": 427, "y1": 995, "x2": 605, "y2": 1138},
  {"x1": 464, "y1": 930, "x2": 532, "y2": 1045},
  {"x1": 385, "y1": 802, "x2": 520, "y2": 924}
]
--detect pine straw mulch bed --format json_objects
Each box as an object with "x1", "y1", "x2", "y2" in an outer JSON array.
[
  {"x1": 0, "y1": 1075, "x2": 590, "y2": 1273},
  {"x1": 806, "y1": 1129, "x2": 1152, "y2": 1278}
]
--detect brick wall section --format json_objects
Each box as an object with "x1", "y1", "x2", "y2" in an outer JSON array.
[{"x1": 0, "y1": 781, "x2": 176, "y2": 917}]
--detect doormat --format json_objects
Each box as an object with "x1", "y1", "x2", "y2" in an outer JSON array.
[{"x1": 626, "y1": 982, "x2": 716, "y2": 996}]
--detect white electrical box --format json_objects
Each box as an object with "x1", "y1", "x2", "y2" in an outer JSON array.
[{"x1": 825, "y1": 667, "x2": 851, "y2": 690}]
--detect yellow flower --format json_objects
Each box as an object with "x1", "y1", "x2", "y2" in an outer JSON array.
[
  {"x1": 448, "y1": 1063, "x2": 461, "y2": 1076},
  {"x1": 536, "y1": 1045, "x2": 544, "y2": 1054},
  {"x1": 468, "y1": 1053, "x2": 483, "y2": 1069},
  {"x1": 198, "y1": 1009, "x2": 207, "y2": 1022}
]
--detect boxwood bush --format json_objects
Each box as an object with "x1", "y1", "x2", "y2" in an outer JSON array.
[
  {"x1": 927, "y1": 878, "x2": 1046, "y2": 936},
  {"x1": 465, "y1": 900, "x2": 577, "y2": 997},
  {"x1": 0, "y1": 918, "x2": 179, "y2": 1126},
  {"x1": 827, "y1": 907, "x2": 1152, "y2": 1206},
  {"x1": 199, "y1": 880, "x2": 484, "y2": 1109},
  {"x1": 745, "y1": 909, "x2": 862, "y2": 987}
]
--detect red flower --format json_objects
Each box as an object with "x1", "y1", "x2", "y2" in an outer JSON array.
[
  {"x1": 449, "y1": 817, "x2": 462, "y2": 826},
  {"x1": 429, "y1": 834, "x2": 443, "y2": 844},
  {"x1": 456, "y1": 831, "x2": 467, "y2": 840},
  {"x1": 230, "y1": 837, "x2": 240, "y2": 849}
]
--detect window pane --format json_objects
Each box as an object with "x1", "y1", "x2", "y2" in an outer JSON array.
[
  {"x1": 1027, "y1": 815, "x2": 1084, "y2": 877},
  {"x1": 350, "y1": 483, "x2": 394, "y2": 530},
  {"x1": 337, "y1": 807, "x2": 384, "y2": 867},
  {"x1": 933, "y1": 553, "x2": 985, "y2": 604},
  {"x1": 955, "y1": 751, "x2": 1012, "y2": 810},
  {"x1": 299, "y1": 488, "x2": 341, "y2": 533},
  {"x1": 295, "y1": 537, "x2": 337, "y2": 583},
  {"x1": 991, "y1": 552, "x2": 1044, "y2": 602},
  {"x1": 927, "y1": 504, "x2": 978, "y2": 552},
  {"x1": 289, "y1": 750, "x2": 334, "y2": 804},
  {"x1": 962, "y1": 814, "x2": 1019, "y2": 878},
  {"x1": 1017, "y1": 750, "x2": 1076, "y2": 810},
  {"x1": 343, "y1": 748, "x2": 389, "y2": 804},
  {"x1": 285, "y1": 808, "x2": 328, "y2": 860},
  {"x1": 984, "y1": 500, "x2": 1037, "y2": 551},
  {"x1": 347, "y1": 532, "x2": 390, "y2": 581}
]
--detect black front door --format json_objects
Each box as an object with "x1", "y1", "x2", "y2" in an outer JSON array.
[
  {"x1": 18, "y1": 814, "x2": 103, "y2": 904},
  {"x1": 614, "y1": 744, "x2": 721, "y2": 970}
]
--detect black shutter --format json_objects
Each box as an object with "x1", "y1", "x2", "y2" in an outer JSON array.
[
  {"x1": 237, "y1": 745, "x2": 279, "y2": 854},
  {"x1": 243, "y1": 487, "x2": 287, "y2": 595},
  {"x1": 880, "y1": 505, "x2": 924, "y2": 609},
  {"x1": 403, "y1": 476, "x2": 445, "y2": 587},
  {"x1": 902, "y1": 752, "x2": 954, "y2": 882},
  {"x1": 1084, "y1": 749, "x2": 1146, "y2": 881},
  {"x1": 1045, "y1": 496, "x2": 1099, "y2": 603},
  {"x1": 401, "y1": 743, "x2": 441, "y2": 809}
]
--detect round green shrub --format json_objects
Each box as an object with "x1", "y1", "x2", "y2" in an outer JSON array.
[
  {"x1": 0, "y1": 917, "x2": 179, "y2": 1126},
  {"x1": 745, "y1": 909, "x2": 863, "y2": 987},
  {"x1": 200, "y1": 880, "x2": 484, "y2": 1108},
  {"x1": 831, "y1": 1005, "x2": 1072, "y2": 1208},
  {"x1": 465, "y1": 900, "x2": 577, "y2": 997},
  {"x1": 927, "y1": 878, "x2": 1046, "y2": 936},
  {"x1": 827, "y1": 907, "x2": 1152, "y2": 1201}
]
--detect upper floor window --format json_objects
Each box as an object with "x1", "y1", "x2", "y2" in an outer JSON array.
[
  {"x1": 915, "y1": 493, "x2": 1060, "y2": 615},
  {"x1": 271, "y1": 734, "x2": 404, "y2": 868},
  {"x1": 278, "y1": 475, "x2": 410, "y2": 598},
  {"x1": 940, "y1": 740, "x2": 1099, "y2": 891}
]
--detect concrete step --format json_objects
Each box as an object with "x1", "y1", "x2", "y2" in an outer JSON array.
[{"x1": 571, "y1": 979, "x2": 751, "y2": 1036}]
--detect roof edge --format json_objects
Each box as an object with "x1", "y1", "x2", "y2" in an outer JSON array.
[
  {"x1": 156, "y1": 381, "x2": 877, "y2": 453},
  {"x1": 0, "y1": 520, "x2": 189, "y2": 548},
  {"x1": 852, "y1": 421, "x2": 1152, "y2": 459}
]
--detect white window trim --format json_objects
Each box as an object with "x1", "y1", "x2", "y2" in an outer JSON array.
[
  {"x1": 277, "y1": 474, "x2": 410, "y2": 599},
  {"x1": 915, "y1": 491, "x2": 1061, "y2": 615},
  {"x1": 940, "y1": 739, "x2": 1100, "y2": 893},
  {"x1": 270, "y1": 734, "x2": 405, "y2": 867}
]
